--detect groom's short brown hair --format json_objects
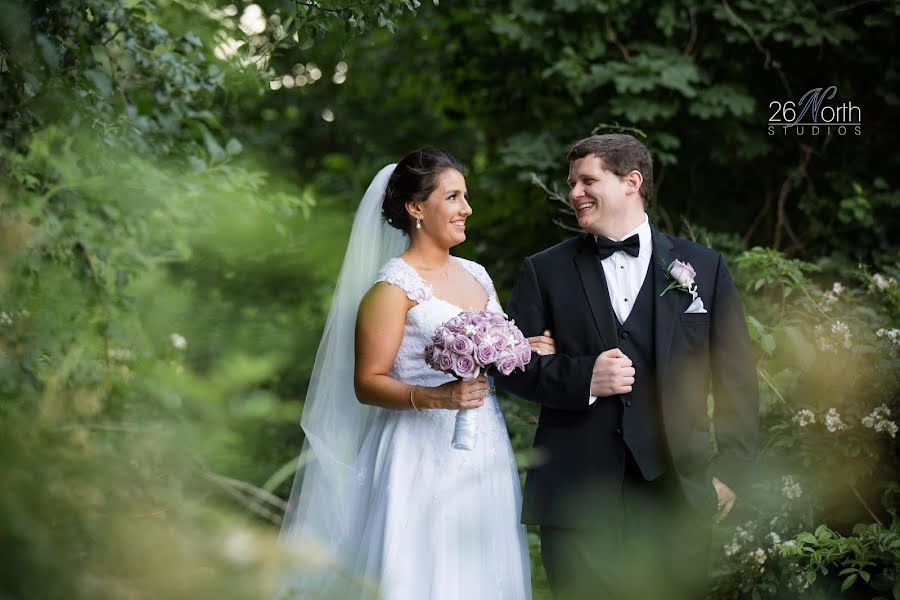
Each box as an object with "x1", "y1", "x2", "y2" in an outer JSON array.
[{"x1": 567, "y1": 134, "x2": 654, "y2": 203}]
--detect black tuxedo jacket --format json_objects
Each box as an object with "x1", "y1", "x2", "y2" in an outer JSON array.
[{"x1": 495, "y1": 228, "x2": 759, "y2": 528}]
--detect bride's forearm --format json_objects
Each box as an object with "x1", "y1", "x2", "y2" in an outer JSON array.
[{"x1": 354, "y1": 374, "x2": 423, "y2": 410}]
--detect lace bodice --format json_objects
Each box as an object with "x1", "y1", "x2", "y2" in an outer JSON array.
[{"x1": 374, "y1": 256, "x2": 502, "y2": 387}]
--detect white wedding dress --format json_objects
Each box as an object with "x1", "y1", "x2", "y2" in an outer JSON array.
[
  {"x1": 278, "y1": 164, "x2": 530, "y2": 600},
  {"x1": 316, "y1": 256, "x2": 531, "y2": 599}
]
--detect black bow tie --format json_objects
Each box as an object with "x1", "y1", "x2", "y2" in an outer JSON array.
[{"x1": 595, "y1": 234, "x2": 640, "y2": 260}]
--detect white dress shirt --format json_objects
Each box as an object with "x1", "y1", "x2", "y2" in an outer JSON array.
[{"x1": 589, "y1": 213, "x2": 652, "y2": 405}]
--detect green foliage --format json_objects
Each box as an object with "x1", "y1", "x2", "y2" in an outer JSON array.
[
  {"x1": 709, "y1": 246, "x2": 900, "y2": 598},
  {"x1": 2, "y1": 0, "x2": 898, "y2": 597},
  {"x1": 779, "y1": 519, "x2": 900, "y2": 595}
]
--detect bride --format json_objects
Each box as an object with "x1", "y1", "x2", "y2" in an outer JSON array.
[{"x1": 278, "y1": 148, "x2": 555, "y2": 599}]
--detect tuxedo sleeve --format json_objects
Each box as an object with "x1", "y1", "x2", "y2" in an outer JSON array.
[
  {"x1": 494, "y1": 257, "x2": 595, "y2": 411},
  {"x1": 709, "y1": 254, "x2": 759, "y2": 491}
]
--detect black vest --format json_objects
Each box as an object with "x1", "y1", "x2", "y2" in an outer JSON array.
[{"x1": 615, "y1": 262, "x2": 668, "y2": 481}]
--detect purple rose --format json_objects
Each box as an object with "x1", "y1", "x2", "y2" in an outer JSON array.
[
  {"x1": 453, "y1": 354, "x2": 480, "y2": 379},
  {"x1": 442, "y1": 332, "x2": 457, "y2": 350},
  {"x1": 668, "y1": 259, "x2": 696, "y2": 287},
  {"x1": 475, "y1": 343, "x2": 498, "y2": 366},
  {"x1": 495, "y1": 354, "x2": 518, "y2": 376},
  {"x1": 447, "y1": 318, "x2": 466, "y2": 334},
  {"x1": 491, "y1": 331, "x2": 509, "y2": 353},
  {"x1": 430, "y1": 344, "x2": 442, "y2": 364},
  {"x1": 451, "y1": 335, "x2": 475, "y2": 356},
  {"x1": 517, "y1": 345, "x2": 532, "y2": 368},
  {"x1": 438, "y1": 350, "x2": 454, "y2": 372},
  {"x1": 474, "y1": 320, "x2": 490, "y2": 336}
]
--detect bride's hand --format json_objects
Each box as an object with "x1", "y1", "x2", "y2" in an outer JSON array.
[
  {"x1": 422, "y1": 375, "x2": 490, "y2": 410},
  {"x1": 527, "y1": 330, "x2": 556, "y2": 357}
]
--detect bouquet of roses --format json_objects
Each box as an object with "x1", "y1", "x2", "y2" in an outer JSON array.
[{"x1": 423, "y1": 309, "x2": 532, "y2": 450}]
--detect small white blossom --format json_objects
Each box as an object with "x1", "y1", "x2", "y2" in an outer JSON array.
[
  {"x1": 793, "y1": 409, "x2": 816, "y2": 427},
  {"x1": 872, "y1": 273, "x2": 897, "y2": 291},
  {"x1": 863, "y1": 405, "x2": 898, "y2": 438},
  {"x1": 768, "y1": 532, "x2": 782, "y2": 545},
  {"x1": 832, "y1": 321, "x2": 852, "y2": 349},
  {"x1": 782, "y1": 539, "x2": 796, "y2": 548},
  {"x1": 832, "y1": 282, "x2": 844, "y2": 296},
  {"x1": 170, "y1": 333, "x2": 188, "y2": 351},
  {"x1": 108, "y1": 348, "x2": 134, "y2": 361},
  {"x1": 724, "y1": 541, "x2": 741, "y2": 557},
  {"x1": 814, "y1": 321, "x2": 853, "y2": 351},
  {"x1": 782, "y1": 475, "x2": 803, "y2": 499},
  {"x1": 824, "y1": 408, "x2": 846, "y2": 432},
  {"x1": 876, "y1": 328, "x2": 900, "y2": 355},
  {"x1": 0, "y1": 312, "x2": 11, "y2": 326},
  {"x1": 222, "y1": 529, "x2": 256, "y2": 565},
  {"x1": 813, "y1": 324, "x2": 834, "y2": 352},
  {"x1": 752, "y1": 548, "x2": 767, "y2": 564},
  {"x1": 875, "y1": 420, "x2": 899, "y2": 438}
]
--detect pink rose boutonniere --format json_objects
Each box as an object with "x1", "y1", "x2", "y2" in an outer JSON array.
[{"x1": 660, "y1": 259, "x2": 699, "y2": 300}]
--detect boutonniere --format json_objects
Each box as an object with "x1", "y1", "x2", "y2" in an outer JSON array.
[{"x1": 660, "y1": 259, "x2": 699, "y2": 300}]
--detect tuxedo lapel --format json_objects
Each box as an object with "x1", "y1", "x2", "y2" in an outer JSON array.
[
  {"x1": 652, "y1": 228, "x2": 689, "y2": 372},
  {"x1": 573, "y1": 234, "x2": 618, "y2": 352}
]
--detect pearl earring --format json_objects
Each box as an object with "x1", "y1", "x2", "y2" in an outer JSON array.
[{"x1": 416, "y1": 219, "x2": 422, "y2": 230}]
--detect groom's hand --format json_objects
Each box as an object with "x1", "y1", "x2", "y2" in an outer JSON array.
[
  {"x1": 713, "y1": 476, "x2": 737, "y2": 523},
  {"x1": 590, "y1": 348, "x2": 635, "y2": 397}
]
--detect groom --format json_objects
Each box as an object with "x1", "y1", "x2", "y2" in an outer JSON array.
[{"x1": 496, "y1": 134, "x2": 759, "y2": 599}]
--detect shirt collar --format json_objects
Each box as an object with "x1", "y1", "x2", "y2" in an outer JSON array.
[{"x1": 594, "y1": 213, "x2": 651, "y2": 258}]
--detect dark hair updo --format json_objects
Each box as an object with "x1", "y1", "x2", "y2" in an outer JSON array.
[{"x1": 382, "y1": 147, "x2": 465, "y2": 233}]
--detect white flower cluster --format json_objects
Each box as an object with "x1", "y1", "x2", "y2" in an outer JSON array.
[
  {"x1": 792, "y1": 409, "x2": 815, "y2": 427},
  {"x1": 751, "y1": 548, "x2": 767, "y2": 566},
  {"x1": 723, "y1": 522, "x2": 755, "y2": 557},
  {"x1": 170, "y1": 333, "x2": 188, "y2": 351},
  {"x1": 781, "y1": 475, "x2": 802, "y2": 499},
  {"x1": 876, "y1": 328, "x2": 900, "y2": 356},
  {"x1": 813, "y1": 320, "x2": 852, "y2": 352},
  {"x1": 871, "y1": 273, "x2": 897, "y2": 291},
  {"x1": 821, "y1": 282, "x2": 845, "y2": 307},
  {"x1": 861, "y1": 404, "x2": 898, "y2": 438},
  {"x1": 0, "y1": 309, "x2": 29, "y2": 326},
  {"x1": 825, "y1": 408, "x2": 847, "y2": 433},
  {"x1": 824, "y1": 407, "x2": 846, "y2": 432}
]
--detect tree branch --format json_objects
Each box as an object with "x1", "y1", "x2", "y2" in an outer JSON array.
[{"x1": 721, "y1": 0, "x2": 792, "y2": 96}]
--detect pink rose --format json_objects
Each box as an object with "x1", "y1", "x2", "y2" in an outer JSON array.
[
  {"x1": 668, "y1": 259, "x2": 696, "y2": 287},
  {"x1": 517, "y1": 345, "x2": 532, "y2": 368},
  {"x1": 491, "y1": 334, "x2": 508, "y2": 353},
  {"x1": 442, "y1": 332, "x2": 457, "y2": 350},
  {"x1": 451, "y1": 335, "x2": 475, "y2": 356},
  {"x1": 447, "y1": 319, "x2": 466, "y2": 334},
  {"x1": 476, "y1": 343, "x2": 498, "y2": 366},
  {"x1": 495, "y1": 354, "x2": 518, "y2": 376},
  {"x1": 453, "y1": 354, "x2": 480, "y2": 379},
  {"x1": 438, "y1": 350, "x2": 454, "y2": 372}
]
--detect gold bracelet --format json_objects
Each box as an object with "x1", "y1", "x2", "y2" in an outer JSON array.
[{"x1": 409, "y1": 385, "x2": 422, "y2": 412}]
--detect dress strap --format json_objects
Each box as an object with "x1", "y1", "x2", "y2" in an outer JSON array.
[{"x1": 374, "y1": 258, "x2": 433, "y2": 303}]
